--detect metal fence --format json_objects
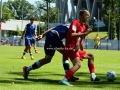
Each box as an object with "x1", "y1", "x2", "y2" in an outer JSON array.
[
  {"x1": 83, "y1": 39, "x2": 120, "y2": 50},
  {"x1": 1, "y1": 36, "x2": 120, "y2": 50}
]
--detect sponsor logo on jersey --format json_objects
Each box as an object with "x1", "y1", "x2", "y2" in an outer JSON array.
[{"x1": 72, "y1": 25, "x2": 77, "y2": 31}]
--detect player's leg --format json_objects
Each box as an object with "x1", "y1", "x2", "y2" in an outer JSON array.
[
  {"x1": 33, "y1": 41, "x2": 40, "y2": 54},
  {"x1": 57, "y1": 44, "x2": 70, "y2": 75},
  {"x1": 27, "y1": 45, "x2": 34, "y2": 60},
  {"x1": 23, "y1": 55, "x2": 53, "y2": 79},
  {"x1": 96, "y1": 45, "x2": 98, "y2": 50},
  {"x1": 23, "y1": 52, "x2": 54, "y2": 80},
  {"x1": 59, "y1": 57, "x2": 81, "y2": 86},
  {"x1": 84, "y1": 52, "x2": 100, "y2": 81},
  {"x1": 57, "y1": 44, "x2": 79, "y2": 82},
  {"x1": 28, "y1": 39, "x2": 34, "y2": 60},
  {"x1": 94, "y1": 45, "x2": 97, "y2": 50},
  {"x1": 21, "y1": 39, "x2": 29, "y2": 59},
  {"x1": 23, "y1": 40, "x2": 54, "y2": 79},
  {"x1": 32, "y1": 38, "x2": 40, "y2": 53},
  {"x1": 21, "y1": 46, "x2": 28, "y2": 59},
  {"x1": 23, "y1": 32, "x2": 56, "y2": 79}
]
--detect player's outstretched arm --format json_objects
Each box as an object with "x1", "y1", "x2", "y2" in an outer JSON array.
[
  {"x1": 42, "y1": 27, "x2": 54, "y2": 37},
  {"x1": 37, "y1": 27, "x2": 54, "y2": 41}
]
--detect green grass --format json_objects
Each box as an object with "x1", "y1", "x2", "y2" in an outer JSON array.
[
  {"x1": 0, "y1": 46, "x2": 120, "y2": 90},
  {"x1": 86, "y1": 32, "x2": 107, "y2": 39}
]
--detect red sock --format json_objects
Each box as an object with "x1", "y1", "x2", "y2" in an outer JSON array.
[
  {"x1": 65, "y1": 70, "x2": 74, "y2": 80},
  {"x1": 88, "y1": 63, "x2": 95, "y2": 73}
]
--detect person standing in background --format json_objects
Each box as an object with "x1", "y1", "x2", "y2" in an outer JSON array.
[
  {"x1": 94, "y1": 34, "x2": 100, "y2": 50},
  {"x1": 20, "y1": 17, "x2": 39, "y2": 60}
]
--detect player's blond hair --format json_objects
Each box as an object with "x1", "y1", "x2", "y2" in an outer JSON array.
[{"x1": 79, "y1": 8, "x2": 90, "y2": 17}]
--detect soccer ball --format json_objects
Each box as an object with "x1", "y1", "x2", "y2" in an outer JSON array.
[{"x1": 106, "y1": 70, "x2": 116, "y2": 82}]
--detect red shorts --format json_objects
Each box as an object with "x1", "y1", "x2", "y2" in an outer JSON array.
[{"x1": 65, "y1": 50, "x2": 87, "y2": 61}]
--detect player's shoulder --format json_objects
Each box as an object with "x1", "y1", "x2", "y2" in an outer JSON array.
[
  {"x1": 97, "y1": 37, "x2": 100, "y2": 39},
  {"x1": 71, "y1": 19, "x2": 79, "y2": 26},
  {"x1": 72, "y1": 19, "x2": 79, "y2": 23},
  {"x1": 33, "y1": 24, "x2": 36, "y2": 26},
  {"x1": 61, "y1": 23, "x2": 70, "y2": 27},
  {"x1": 26, "y1": 23, "x2": 31, "y2": 26}
]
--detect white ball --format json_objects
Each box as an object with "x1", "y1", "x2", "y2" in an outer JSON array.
[{"x1": 106, "y1": 70, "x2": 116, "y2": 82}]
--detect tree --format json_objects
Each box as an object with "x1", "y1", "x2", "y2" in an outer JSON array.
[
  {"x1": 40, "y1": 7, "x2": 59, "y2": 29},
  {"x1": 7, "y1": 0, "x2": 34, "y2": 20},
  {"x1": 88, "y1": 18, "x2": 96, "y2": 28},
  {"x1": 2, "y1": 2, "x2": 14, "y2": 22},
  {"x1": 34, "y1": 0, "x2": 60, "y2": 29},
  {"x1": 37, "y1": 23, "x2": 44, "y2": 35},
  {"x1": 102, "y1": 0, "x2": 120, "y2": 40},
  {"x1": 116, "y1": 1, "x2": 120, "y2": 40}
]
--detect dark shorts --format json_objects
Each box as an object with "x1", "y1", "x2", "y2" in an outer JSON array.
[
  {"x1": 44, "y1": 31, "x2": 62, "y2": 56},
  {"x1": 25, "y1": 38, "x2": 35, "y2": 46}
]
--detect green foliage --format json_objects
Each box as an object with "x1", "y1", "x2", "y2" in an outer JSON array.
[
  {"x1": 4, "y1": 0, "x2": 59, "y2": 30},
  {"x1": 2, "y1": 2, "x2": 15, "y2": 22},
  {"x1": 7, "y1": 0, "x2": 35, "y2": 20},
  {"x1": 37, "y1": 23, "x2": 44, "y2": 35},
  {"x1": 40, "y1": 7, "x2": 59, "y2": 23},
  {"x1": 44, "y1": 0, "x2": 56, "y2": 3},
  {"x1": 88, "y1": 18, "x2": 96, "y2": 27},
  {"x1": 34, "y1": 0, "x2": 60, "y2": 29},
  {"x1": 102, "y1": 0, "x2": 120, "y2": 40}
]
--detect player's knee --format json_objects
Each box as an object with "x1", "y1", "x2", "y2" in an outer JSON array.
[
  {"x1": 74, "y1": 61, "x2": 81, "y2": 69},
  {"x1": 88, "y1": 53, "x2": 94, "y2": 59},
  {"x1": 77, "y1": 63, "x2": 81, "y2": 68},
  {"x1": 90, "y1": 53, "x2": 94, "y2": 59},
  {"x1": 72, "y1": 58, "x2": 81, "y2": 68},
  {"x1": 47, "y1": 59, "x2": 51, "y2": 63},
  {"x1": 45, "y1": 55, "x2": 52, "y2": 63}
]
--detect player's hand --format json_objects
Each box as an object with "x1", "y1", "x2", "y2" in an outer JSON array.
[
  {"x1": 85, "y1": 28, "x2": 92, "y2": 35},
  {"x1": 19, "y1": 38, "x2": 22, "y2": 42},
  {"x1": 72, "y1": 44, "x2": 80, "y2": 52},
  {"x1": 85, "y1": 23, "x2": 90, "y2": 29},
  {"x1": 36, "y1": 35, "x2": 43, "y2": 41},
  {"x1": 87, "y1": 28, "x2": 92, "y2": 33},
  {"x1": 18, "y1": 38, "x2": 22, "y2": 44}
]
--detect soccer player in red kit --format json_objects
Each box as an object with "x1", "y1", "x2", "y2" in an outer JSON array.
[{"x1": 59, "y1": 9, "x2": 100, "y2": 86}]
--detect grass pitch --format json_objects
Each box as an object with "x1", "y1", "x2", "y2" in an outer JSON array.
[
  {"x1": 86, "y1": 31, "x2": 107, "y2": 39},
  {"x1": 0, "y1": 46, "x2": 120, "y2": 90}
]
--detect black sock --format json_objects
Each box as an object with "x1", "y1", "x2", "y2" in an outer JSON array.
[{"x1": 32, "y1": 60, "x2": 41, "y2": 70}]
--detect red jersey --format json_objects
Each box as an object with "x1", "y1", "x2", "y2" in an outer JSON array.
[{"x1": 65, "y1": 19, "x2": 86, "y2": 49}]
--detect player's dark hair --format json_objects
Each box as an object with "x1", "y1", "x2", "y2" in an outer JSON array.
[{"x1": 30, "y1": 16, "x2": 35, "y2": 20}]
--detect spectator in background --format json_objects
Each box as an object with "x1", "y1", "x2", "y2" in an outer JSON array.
[
  {"x1": 94, "y1": 34, "x2": 100, "y2": 50},
  {"x1": 1, "y1": 38, "x2": 4, "y2": 45},
  {"x1": 6, "y1": 38, "x2": 9, "y2": 45}
]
